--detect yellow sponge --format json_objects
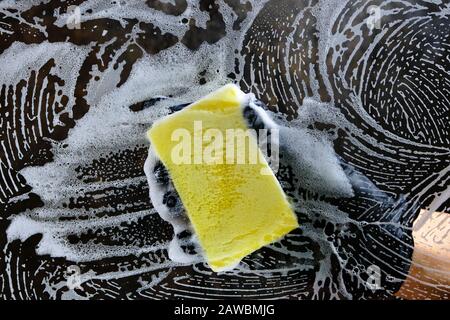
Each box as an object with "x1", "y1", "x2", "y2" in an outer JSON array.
[{"x1": 147, "y1": 84, "x2": 298, "y2": 271}]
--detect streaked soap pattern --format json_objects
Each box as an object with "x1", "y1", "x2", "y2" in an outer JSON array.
[{"x1": 0, "y1": 0, "x2": 448, "y2": 299}]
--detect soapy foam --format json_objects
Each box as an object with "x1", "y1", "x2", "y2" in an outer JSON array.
[
  {"x1": 1, "y1": 0, "x2": 448, "y2": 299},
  {"x1": 3, "y1": 9, "x2": 242, "y2": 296}
]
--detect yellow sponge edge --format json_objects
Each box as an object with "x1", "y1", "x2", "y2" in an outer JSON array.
[{"x1": 147, "y1": 84, "x2": 298, "y2": 271}]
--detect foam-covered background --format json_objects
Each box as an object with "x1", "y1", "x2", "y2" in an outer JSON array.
[{"x1": 0, "y1": 0, "x2": 448, "y2": 299}]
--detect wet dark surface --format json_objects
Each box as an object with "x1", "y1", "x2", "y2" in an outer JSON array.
[{"x1": 0, "y1": 0, "x2": 449, "y2": 299}]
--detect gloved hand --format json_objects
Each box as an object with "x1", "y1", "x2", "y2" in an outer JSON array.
[{"x1": 144, "y1": 94, "x2": 354, "y2": 266}]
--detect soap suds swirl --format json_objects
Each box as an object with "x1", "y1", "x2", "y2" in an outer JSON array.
[{"x1": 0, "y1": 0, "x2": 449, "y2": 299}]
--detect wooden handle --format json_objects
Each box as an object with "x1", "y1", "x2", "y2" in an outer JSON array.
[{"x1": 396, "y1": 211, "x2": 449, "y2": 299}]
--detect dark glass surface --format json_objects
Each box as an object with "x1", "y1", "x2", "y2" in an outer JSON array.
[{"x1": 0, "y1": 0, "x2": 448, "y2": 299}]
